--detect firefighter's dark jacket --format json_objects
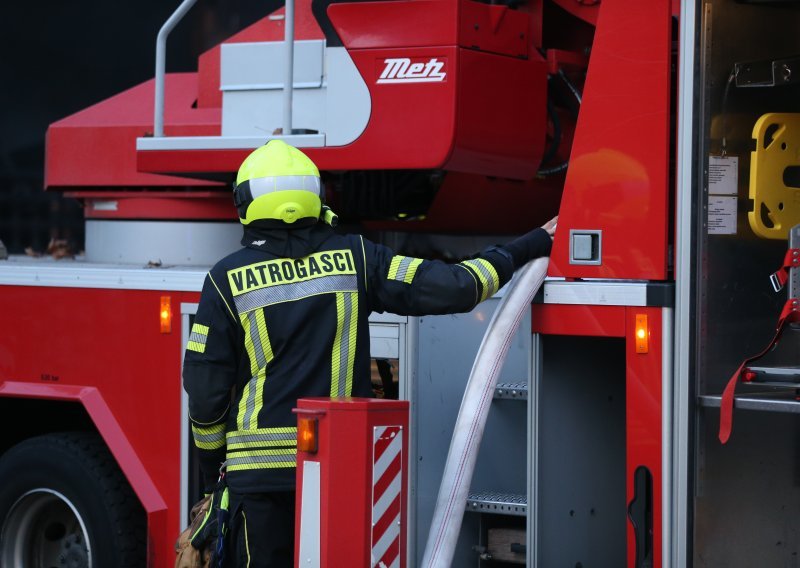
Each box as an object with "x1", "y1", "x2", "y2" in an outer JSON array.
[{"x1": 183, "y1": 222, "x2": 551, "y2": 493}]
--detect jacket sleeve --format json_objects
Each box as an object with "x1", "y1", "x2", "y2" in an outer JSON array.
[
  {"x1": 182, "y1": 271, "x2": 239, "y2": 491},
  {"x1": 363, "y1": 227, "x2": 552, "y2": 316}
]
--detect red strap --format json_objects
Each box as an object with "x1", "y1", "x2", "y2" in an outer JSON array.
[
  {"x1": 769, "y1": 249, "x2": 800, "y2": 292},
  {"x1": 719, "y1": 298, "x2": 800, "y2": 443}
]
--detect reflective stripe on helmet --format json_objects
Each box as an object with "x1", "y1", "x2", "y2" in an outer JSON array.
[
  {"x1": 233, "y1": 175, "x2": 320, "y2": 210},
  {"x1": 249, "y1": 175, "x2": 321, "y2": 197}
]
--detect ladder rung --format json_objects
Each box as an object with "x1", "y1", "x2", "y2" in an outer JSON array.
[{"x1": 467, "y1": 492, "x2": 527, "y2": 516}]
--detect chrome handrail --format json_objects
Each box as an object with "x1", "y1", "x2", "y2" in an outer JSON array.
[
  {"x1": 153, "y1": 0, "x2": 296, "y2": 140},
  {"x1": 154, "y1": 0, "x2": 198, "y2": 137},
  {"x1": 283, "y1": 0, "x2": 295, "y2": 136}
]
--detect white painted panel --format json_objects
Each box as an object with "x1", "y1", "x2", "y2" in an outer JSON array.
[
  {"x1": 221, "y1": 40, "x2": 324, "y2": 90},
  {"x1": 298, "y1": 461, "x2": 321, "y2": 567}
]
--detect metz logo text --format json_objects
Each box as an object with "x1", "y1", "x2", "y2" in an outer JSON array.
[{"x1": 378, "y1": 58, "x2": 446, "y2": 84}]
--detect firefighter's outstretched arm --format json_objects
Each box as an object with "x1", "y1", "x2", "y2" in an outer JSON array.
[
  {"x1": 364, "y1": 219, "x2": 555, "y2": 316},
  {"x1": 183, "y1": 272, "x2": 239, "y2": 491}
]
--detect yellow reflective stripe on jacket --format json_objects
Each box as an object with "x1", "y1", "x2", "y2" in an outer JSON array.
[
  {"x1": 191, "y1": 423, "x2": 226, "y2": 450},
  {"x1": 226, "y1": 427, "x2": 297, "y2": 450},
  {"x1": 237, "y1": 309, "x2": 273, "y2": 431},
  {"x1": 232, "y1": 274, "x2": 358, "y2": 314},
  {"x1": 331, "y1": 291, "x2": 358, "y2": 397},
  {"x1": 227, "y1": 250, "x2": 356, "y2": 296},
  {"x1": 388, "y1": 255, "x2": 423, "y2": 284},
  {"x1": 460, "y1": 259, "x2": 500, "y2": 302},
  {"x1": 187, "y1": 323, "x2": 209, "y2": 353},
  {"x1": 226, "y1": 448, "x2": 297, "y2": 471}
]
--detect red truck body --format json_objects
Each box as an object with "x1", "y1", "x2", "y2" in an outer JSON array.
[{"x1": 3, "y1": 0, "x2": 800, "y2": 566}]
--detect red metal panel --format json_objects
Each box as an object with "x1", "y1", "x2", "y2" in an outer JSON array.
[
  {"x1": 531, "y1": 303, "x2": 627, "y2": 337},
  {"x1": 457, "y1": 1, "x2": 531, "y2": 58},
  {"x1": 0, "y1": 382, "x2": 169, "y2": 567},
  {"x1": 139, "y1": 45, "x2": 546, "y2": 182},
  {"x1": 140, "y1": 1, "x2": 547, "y2": 181},
  {"x1": 45, "y1": 74, "x2": 222, "y2": 188},
  {"x1": 625, "y1": 307, "x2": 663, "y2": 568},
  {"x1": 548, "y1": 0, "x2": 671, "y2": 280},
  {"x1": 67, "y1": 192, "x2": 237, "y2": 220},
  {"x1": 0, "y1": 285, "x2": 200, "y2": 568},
  {"x1": 295, "y1": 398, "x2": 409, "y2": 568},
  {"x1": 534, "y1": 304, "x2": 665, "y2": 565},
  {"x1": 447, "y1": 48, "x2": 547, "y2": 179},
  {"x1": 364, "y1": 171, "x2": 562, "y2": 235},
  {"x1": 342, "y1": 46, "x2": 460, "y2": 169},
  {"x1": 140, "y1": 46, "x2": 461, "y2": 175},
  {"x1": 549, "y1": 0, "x2": 599, "y2": 26},
  {"x1": 328, "y1": 0, "x2": 459, "y2": 50},
  {"x1": 137, "y1": 148, "x2": 246, "y2": 176}
]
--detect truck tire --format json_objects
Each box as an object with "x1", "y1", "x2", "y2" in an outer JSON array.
[{"x1": 0, "y1": 432, "x2": 146, "y2": 568}]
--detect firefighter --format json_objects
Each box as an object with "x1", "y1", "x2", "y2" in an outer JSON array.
[{"x1": 183, "y1": 140, "x2": 556, "y2": 567}]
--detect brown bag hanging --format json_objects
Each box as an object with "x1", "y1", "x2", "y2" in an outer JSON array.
[{"x1": 174, "y1": 495, "x2": 213, "y2": 568}]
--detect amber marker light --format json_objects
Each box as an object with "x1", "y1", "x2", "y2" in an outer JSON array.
[
  {"x1": 297, "y1": 417, "x2": 318, "y2": 453},
  {"x1": 635, "y1": 313, "x2": 649, "y2": 353},
  {"x1": 160, "y1": 296, "x2": 172, "y2": 334}
]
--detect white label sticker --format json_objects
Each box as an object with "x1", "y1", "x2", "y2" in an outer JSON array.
[
  {"x1": 91, "y1": 200, "x2": 118, "y2": 211},
  {"x1": 708, "y1": 195, "x2": 738, "y2": 235},
  {"x1": 708, "y1": 155, "x2": 739, "y2": 195}
]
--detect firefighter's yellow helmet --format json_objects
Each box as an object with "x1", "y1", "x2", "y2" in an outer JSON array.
[{"x1": 233, "y1": 140, "x2": 322, "y2": 225}]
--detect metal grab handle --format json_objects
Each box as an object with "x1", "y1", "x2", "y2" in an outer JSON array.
[
  {"x1": 153, "y1": 0, "x2": 295, "y2": 139},
  {"x1": 283, "y1": 0, "x2": 295, "y2": 136},
  {"x1": 154, "y1": 0, "x2": 198, "y2": 137},
  {"x1": 627, "y1": 466, "x2": 654, "y2": 568}
]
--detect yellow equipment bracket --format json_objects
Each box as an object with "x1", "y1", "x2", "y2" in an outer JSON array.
[{"x1": 749, "y1": 113, "x2": 800, "y2": 240}]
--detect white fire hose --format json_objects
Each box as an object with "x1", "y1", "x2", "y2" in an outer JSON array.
[{"x1": 421, "y1": 257, "x2": 549, "y2": 568}]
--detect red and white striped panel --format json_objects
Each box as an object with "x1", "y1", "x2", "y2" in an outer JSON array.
[{"x1": 371, "y1": 425, "x2": 403, "y2": 568}]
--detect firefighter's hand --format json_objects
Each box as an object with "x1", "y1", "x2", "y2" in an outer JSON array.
[
  {"x1": 541, "y1": 216, "x2": 558, "y2": 239},
  {"x1": 189, "y1": 485, "x2": 229, "y2": 551}
]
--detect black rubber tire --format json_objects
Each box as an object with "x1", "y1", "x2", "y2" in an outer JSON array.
[{"x1": 0, "y1": 432, "x2": 146, "y2": 567}]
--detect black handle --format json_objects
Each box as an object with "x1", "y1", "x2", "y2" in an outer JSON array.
[{"x1": 627, "y1": 466, "x2": 653, "y2": 568}]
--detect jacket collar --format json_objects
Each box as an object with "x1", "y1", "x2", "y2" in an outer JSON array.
[{"x1": 241, "y1": 222, "x2": 336, "y2": 259}]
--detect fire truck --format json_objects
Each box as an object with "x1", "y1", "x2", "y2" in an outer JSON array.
[{"x1": 1, "y1": 0, "x2": 799, "y2": 566}]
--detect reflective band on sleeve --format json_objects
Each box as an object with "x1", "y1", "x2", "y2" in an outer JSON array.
[
  {"x1": 387, "y1": 256, "x2": 423, "y2": 284},
  {"x1": 226, "y1": 427, "x2": 298, "y2": 450},
  {"x1": 237, "y1": 309, "x2": 273, "y2": 431},
  {"x1": 187, "y1": 323, "x2": 210, "y2": 353},
  {"x1": 248, "y1": 175, "x2": 321, "y2": 198},
  {"x1": 192, "y1": 423, "x2": 226, "y2": 450},
  {"x1": 331, "y1": 292, "x2": 358, "y2": 397},
  {"x1": 226, "y1": 448, "x2": 297, "y2": 470},
  {"x1": 459, "y1": 259, "x2": 500, "y2": 302}
]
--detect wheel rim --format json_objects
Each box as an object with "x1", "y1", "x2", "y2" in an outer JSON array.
[{"x1": 1, "y1": 488, "x2": 92, "y2": 568}]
